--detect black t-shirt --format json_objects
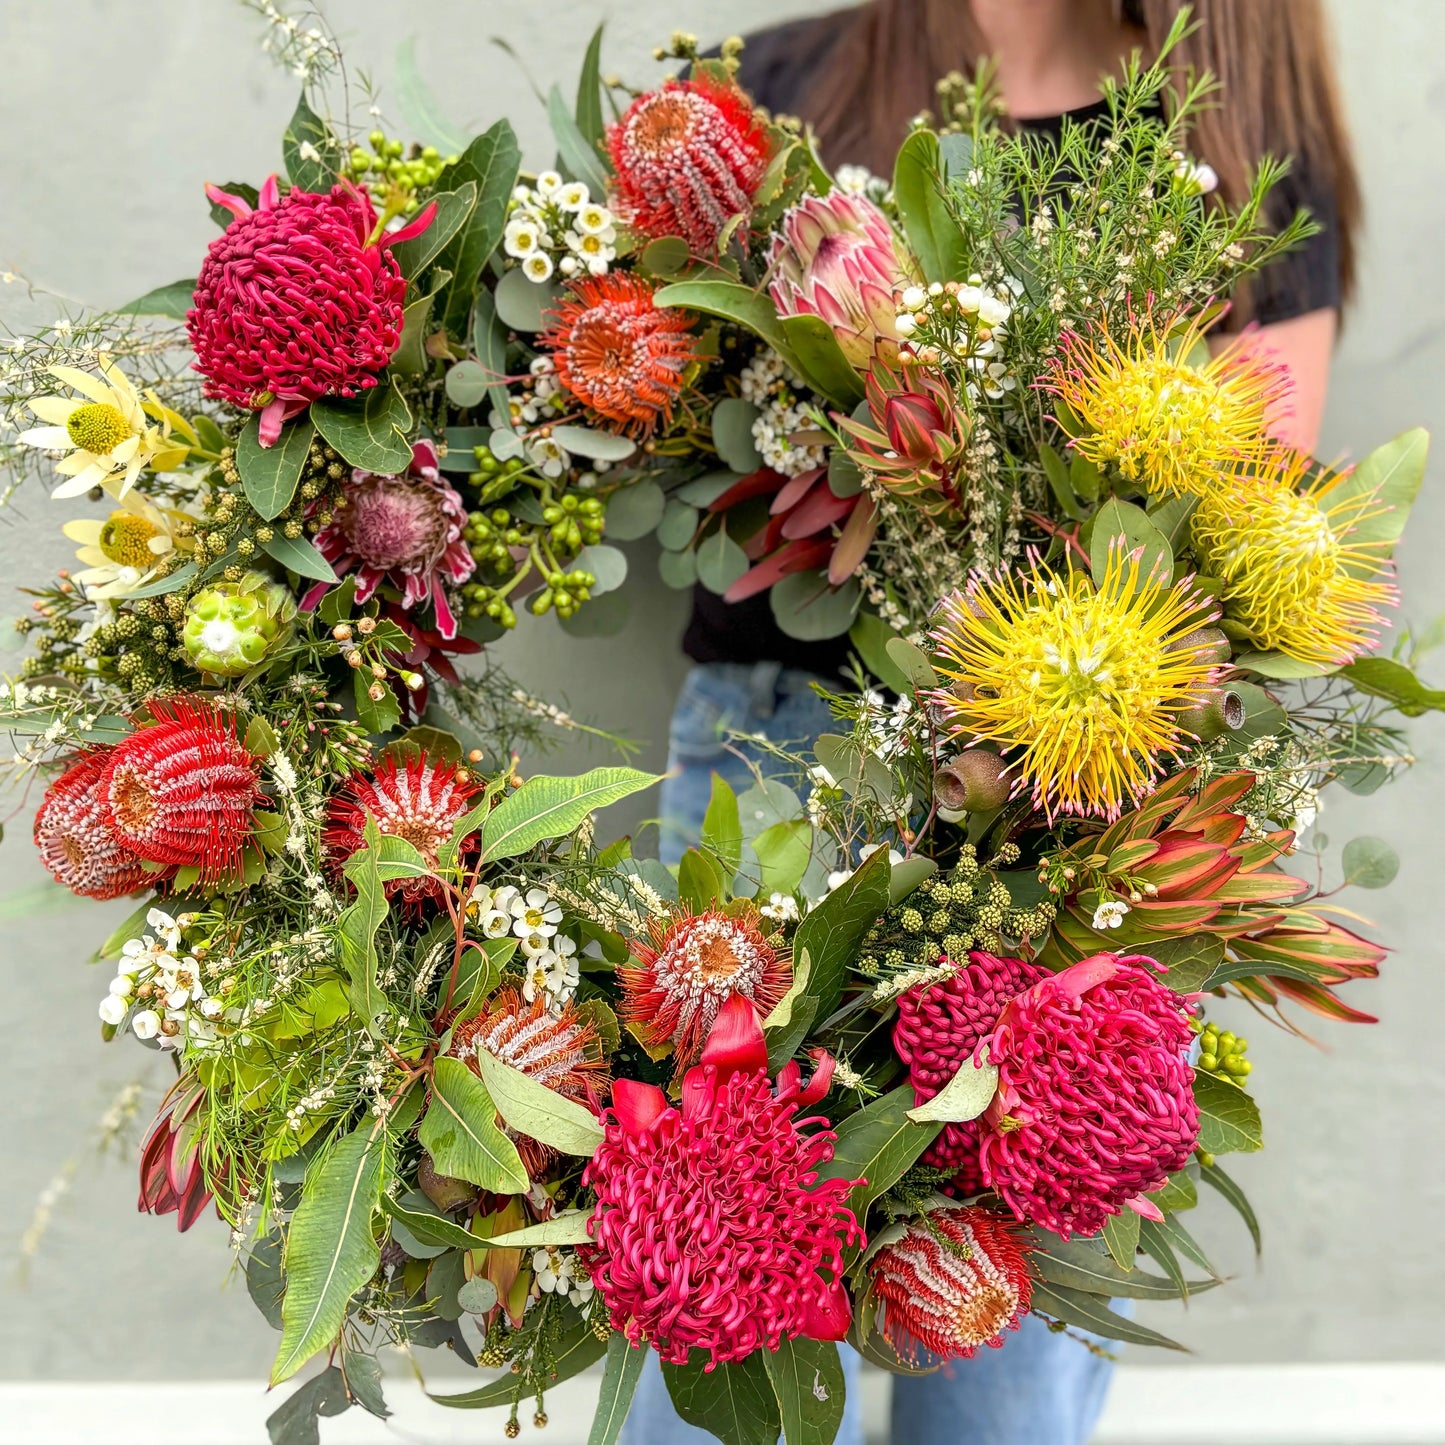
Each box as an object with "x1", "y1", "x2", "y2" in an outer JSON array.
[{"x1": 682, "y1": 10, "x2": 1342, "y2": 676}]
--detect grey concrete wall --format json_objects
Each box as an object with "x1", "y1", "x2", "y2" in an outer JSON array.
[{"x1": 1, "y1": 0, "x2": 1441, "y2": 1380}]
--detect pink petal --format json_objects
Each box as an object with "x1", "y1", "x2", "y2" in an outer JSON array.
[
  {"x1": 699, "y1": 992, "x2": 769, "y2": 1079},
  {"x1": 612, "y1": 1079, "x2": 669, "y2": 1136}
]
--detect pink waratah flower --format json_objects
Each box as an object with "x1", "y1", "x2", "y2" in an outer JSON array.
[
  {"x1": 768, "y1": 191, "x2": 919, "y2": 368},
  {"x1": 188, "y1": 176, "x2": 434, "y2": 444},
  {"x1": 582, "y1": 993, "x2": 863, "y2": 1370},
  {"x1": 867, "y1": 1205, "x2": 1034, "y2": 1362},
  {"x1": 306, "y1": 441, "x2": 475, "y2": 639},
  {"x1": 977, "y1": 952, "x2": 1200, "y2": 1238},
  {"x1": 893, "y1": 950, "x2": 1048, "y2": 1192}
]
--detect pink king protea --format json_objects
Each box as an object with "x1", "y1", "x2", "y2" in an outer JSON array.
[
  {"x1": 768, "y1": 191, "x2": 920, "y2": 368},
  {"x1": 188, "y1": 176, "x2": 434, "y2": 443},
  {"x1": 583, "y1": 994, "x2": 862, "y2": 1370},
  {"x1": 308, "y1": 440, "x2": 475, "y2": 639},
  {"x1": 893, "y1": 950, "x2": 1048, "y2": 1192},
  {"x1": 978, "y1": 953, "x2": 1200, "y2": 1238}
]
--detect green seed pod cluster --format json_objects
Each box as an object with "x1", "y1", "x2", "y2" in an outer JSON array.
[
  {"x1": 182, "y1": 571, "x2": 296, "y2": 677},
  {"x1": 1196, "y1": 1021, "x2": 1252, "y2": 1086},
  {"x1": 344, "y1": 130, "x2": 457, "y2": 213},
  {"x1": 856, "y1": 845, "x2": 1056, "y2": 979}
]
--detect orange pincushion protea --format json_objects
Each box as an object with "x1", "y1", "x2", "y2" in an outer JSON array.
[
  {"x1": 620, "y1": 903, "x2": 792, "y2": 1073},
  {"x1": 541, "y1": 274, "x2": 697, "y2": 438}
]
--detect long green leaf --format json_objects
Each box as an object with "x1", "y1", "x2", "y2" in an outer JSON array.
[
  {"x1": 793, "y1": 844, "x2": 891, "y2": 1018},
  {"x1": 470, "y1": 290, "x2": 511, "y2": 426},
  {"x1": 419, "y1": 1057, "x2": 528, "y2": 1193},
  {"x1": 575, "y1": 25, "x2": 607, "y2": 151},
  {"x1": 1101, "y1": 1210, "x2": 1141, "y2": 1270},
  {"x1": 479, "y1": 766, "x2": 658, "y2": 861},
  {"x1": 653, "y1": 279, "x2": 794, "y2": 360},
  {"x1": 436, "y1": 121, "x2": 522, "y2": 333},
  {"x1": 283, "y1": 92, "x2": 342, "y2": 192},
  {"x1": 479, "y1": 1212, "x2": 594, "y2": 1249},
  {"x1": 117, "y1": 278, "x2": 195, "y2": 321},
  {"x1": 473, "y1": 1048, "x2": 604, "y2": 1157},
  {"x1": 663, "y1": 1353, "x2": 781, "y2": 1445},
  {"x1": 393, "y1": 36, "x2": 472, "y2": 154},
  {"x1": 778, "y1": 314, "x2": 865, "y2": 409},
  {"x1": 590, "y1": 1333, "x2": 647, "y2": 1445},
  {"x1": 892, "y1": 130, "x2": 966, "y2": 283},
  {"x1": 547, "y1": 83, "x2": 609, "y2": 195},
  {"x1": 338, "y1": 819, "x2": 391, "y2": 1032},
  {"x1": 1326, "y1": 425, "x2": 1429, "y2": 547},
  {"x1": 380, "y1": 1195, "x2": 480, "y2": 1252},
  {"x1": 813, "y1": 1085, "x2": 940, "y2": 1226},
  {"x1": 1030, "y1": 1281, "x2": 1187, "y2": 1351},
  {"x1": 237, "y1": 413, "x2": 315, "y2": 521},
  {"x1": 271, "y1": 1121, "x2": 387, "y2": 1383},
  {"x1": 701, "y1": 773, "x2": 743, "y2": 876},
  {"x1": 392, "y1": 180, "x2": 477, "y2": 281},
  {"x1": 1200, "y1": 1160, "x2": 1261, "y2": 1253},
  {"x1": 1032, "y1": 1237, "x2": 1214, "y2": 1299},
  {"x1": 763, "y1": 1337, "x2": 845, "y2": 1445},
  {"x1": 905, "y1": 1055, "x2": 998, "y2": 1124},
  {"x1": 262, "y1": 532, "x2": 339, "y2": 584}
]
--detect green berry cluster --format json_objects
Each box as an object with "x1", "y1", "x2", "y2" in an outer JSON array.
[
  {"x1": 13, "y1": 590, "x2": 88, "y2": 681},
  {"x1": 85, "y1": 596, "x2": 190, "y2": 692},
  {"x1": 856, "y1": 844, "x2": 1056, "y2": 979},
  {"x1": 458, "y1": 449, "x2": 605, "y2": 627},
  {"x1": 345, "y1": 130, "x2": 457, "y2": 215},
  {"x1": 1195, "y1": 1020, "x2": 1252, "y2": 1086}
]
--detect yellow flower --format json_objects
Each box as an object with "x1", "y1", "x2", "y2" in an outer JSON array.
[
  {"x1": 1047, "y1": 311, "x2": 1290, "y2": 499},
  {"x1": 1191, "y1": 453, "x2": 1397, "y2": 667},
  {"x1": 61, "y1": 492, "x2": 195, "y2": 600},
  {"x1": 932, "y1": 549, "x2": 1221, "y2": 821},
  {"x1": 18, "y1": 356, "x2": 188, "y2": 499}
]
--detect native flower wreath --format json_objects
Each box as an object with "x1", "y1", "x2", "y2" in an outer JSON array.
[{"x1": 0, "y1": 9, "x2": 1437, "y2": 1445}]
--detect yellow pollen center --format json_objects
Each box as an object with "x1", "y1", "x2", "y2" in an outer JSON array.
[
  {"x1": 98, "y1": 512, "x2": 164, "y2": 568},
  {"x1": 66, "y1": 402, "x2": 133, "y2": 456}
]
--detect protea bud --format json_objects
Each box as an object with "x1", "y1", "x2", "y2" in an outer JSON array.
[
  {"x1": 1166, "y1": 626, "x2": 1233, "y2": 667},
  {"x1": 933, "y1": 750, "x2": 1011, "y2": 813},
  {"x1": 838, "y1": 361, "x2": 971, "y2": 514},
  {"x1": 768, "y1": 191, "x2": 919, "y2": 368},
  {"x1": 182, "y1": 571, "x2": 296, "y2": 677}
]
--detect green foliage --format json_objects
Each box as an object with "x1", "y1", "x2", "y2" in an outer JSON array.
[
  {"x1": 794, "y1": 844, "x2": 892, "y2": 1017},
  {"x1": 763, "y1": 1338, "x2": 846, "y2": 1445},
  {"x1": 663, "y1": 1353, "x2": 781, "y2": 1445},
  {"x1": 472, "y1": 1047, "x2": 605, "y2": 1157},
  {"x1": 813, "y1": 1086, "x2": 941, "y2": 1229},
  {"x1": 236, "y1": 413, "x2": 315, "y2": 521},
  {"x1": 311, "y1": 382, "x2": 414, "y2": 474},
  {"x1": 590, "y1": 1334, "x2": 648, "y2": 1445},
  {"x1": 419, "y1": 1057, "x2": 528, "y2": 1193},
  {"x1": 479, "y1": 766, "x2": 658, "y2": 861},
  {"x1": 1193, "y1": 1068, "x2": 1263, "y2": 1155},
  {"x1": 893, "y1": 130, "x2": 967, "y2": 283}
]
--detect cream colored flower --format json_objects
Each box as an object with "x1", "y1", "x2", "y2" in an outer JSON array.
[
  {"x1": 19, "y1": 357, "x2": 187, "y2": 499},
  {"x1": 61, "y1": 491, "x2": 194, "y2": 599}
]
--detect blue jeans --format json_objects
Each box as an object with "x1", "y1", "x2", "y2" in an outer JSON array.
[{"x1": 624, "y1": 663, "x2": 1120, "y2": 1445}]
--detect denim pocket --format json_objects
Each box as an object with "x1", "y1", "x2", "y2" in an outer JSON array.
[{"x1": 667, "y1": 668, "x2": 741, "y2": 762}]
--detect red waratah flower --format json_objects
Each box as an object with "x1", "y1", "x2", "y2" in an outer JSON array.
[
  {"x1": 541, "y1": 274, "x2": 698, "y2": 438},
  {"x1": 868, "y1": 1205, "x2": 1034, "y2": 1362},
  {"x1": 449, "y1": 986, "x2": 609, "y2": 1176},
  {"x1": 893, "y1": 950, "x2": 1048, "y2": 1191},
  {"x1": 606, "y1": 76, "x2": 772, "y2": 254},
  {"x1": 583, "y1": 994, "x2": 861, "y2": 1369},
  {"x1": 188, "y1": 175, "x2": 434, "y2": 443},
  {"x1": 138, "y1": 1078, "x2": 213, "y2": 1232},
  {"x1": 977, "y1": 953, "x2": 1200, "y2": 1238},
  {"x1": 34, "y1": 750, "x2": 153, "y2": 900},
  {"x1": 619, "y1": 902, "x2": 792, "y2": 1074},
  {"x1": 323, "y1": 754, "x2": 481, "y2": 913},
  {"x1": 304, "y1": 440, "x2": 475, "y2": 639},
  {"x1": 100, "y1": 698, "x2": 265, "y2": 884}
]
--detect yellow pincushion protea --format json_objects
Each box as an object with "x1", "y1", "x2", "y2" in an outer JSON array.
[
  {"x1": 1191, "y1": 453, "x2": 1397, "y2": 668},
  {"x1": 1046, "y1": 311, "x2": 1290, "y2": 500},
  {"x1": 931, "y1": 549, "x2": 1222, "y2": 821}
]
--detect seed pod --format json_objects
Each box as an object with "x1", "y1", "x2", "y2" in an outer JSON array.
[
  {"x1": 417, "y1": 1151, "x2": 481, "y2": 1215},
  {"x1": 1166, "y1": 626, "x2": 1232, "y2": 666},
  {"x1": 1177, "y1": 688, "x2": 1246, "y2": 741},
  {"x1": 933, "y1": 750, "x2": 1011, "y2": 813}
]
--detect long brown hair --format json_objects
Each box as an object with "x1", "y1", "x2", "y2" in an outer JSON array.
[{"x1": 803, "y1": 0, "x2": 1360, "y2": 307}]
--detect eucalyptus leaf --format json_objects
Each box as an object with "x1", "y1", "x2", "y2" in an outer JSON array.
[
  {"x1": 393, "y1": 36, "x2": 471, "y2": 153},
  {"x1": 658, "y1": 548, "x2": 699, "y2": 588},
  {"x1": 480, "y1": 767, "x2": 658, "y2": 861},
  {"x1": 547, "y1": 83, "x2": 609, "y2": 195},
  {"x1": 548, "y1": 424, "x2": 638, "y2": 462},
  {"x1": 658, "y1": 499, "x2": 700, "y2": 551},
  {"x1": 604, "y1": 478, "x2": 666, "y2": 539},
  {"x1": 493, "y1": 265, "x2": 562, "y2": 332},
  {"x1": 574, "y1": 543, "x2": 627, "y2": 595},
  {"x1": 771, "y1": 570, "x2": 861, "y2": 641},
  {"x1": 696, "y1": 527, "x2": 749, "y2": 594},
  {"x1": 712, "y1": 396, "x2": 765, "y2": 472},
  {"x1": 473, "y1": 1048, "x2": 605, "y2": 1157},
  {"x1": 1342, "y1": 834, "x2": 1400, "y2": 888},
  {"x1": 444, "y1": 359, "x2": 492, "y2": 407},
  {"x1": 419, "y1": 1057, "x2": 528, "y2": 1193}
]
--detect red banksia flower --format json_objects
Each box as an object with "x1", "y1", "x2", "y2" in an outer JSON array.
[
  {"x1": 606, "y1": 76, "x2": 772, "y2": 254},
  {"x1": 541, "y1": 273, "x2": 697, "y2": 438},
  {"x1": 34, "y1": 751, "x2": 152, "y2": 900},
  {"x1": 138, "y1": 1078, "x2": 213, "y2": 1232},
  {"x1": 894, "y1": 951, "x2": 1047, "y2": 1188},
  {"x1": 619, "y1": 903, "x2": 792, "y2": 1072},
  {"x1": 323, "y1": 754, "x2": 481, "y2": 913},
  {"x1": 188, "y1": 176, "x2": 434, "y2": 443},
  {"x1": 583, "y1": 995, "x2": 861, "y2": 1369},
  {"x1": 978, "y1": 953, "x2": 1199, "y2": 1238},
  {"x1": 100, "y1": 698, "x2": 264, "y2": 883},
  {"x1": 449, "y1": 987, "x2": 609, "y2": 1175},
  {"x1": 868, "y1": 1206, "x2": 1034, "y2": 1362}
]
